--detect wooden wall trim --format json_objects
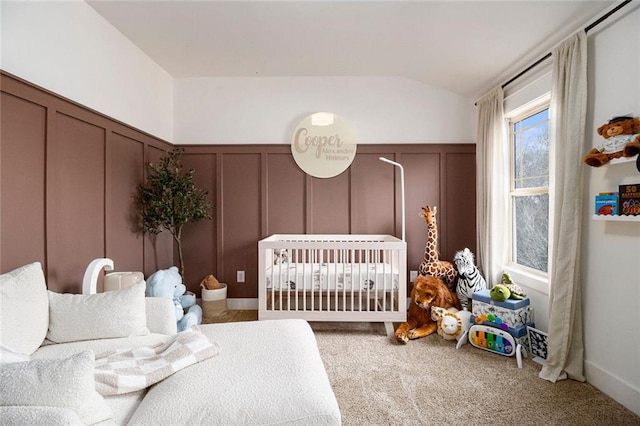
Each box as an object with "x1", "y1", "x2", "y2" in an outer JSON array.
[
  {"x1": 2, "y1": 72, "x2": 476, "y2": 298},
  {"x1": 1, "y1": 71, "x2": 170, "y2": 148},
  {"x1": 180, "y1": 144, "x2": 475, "y2": 297},
  {"x1": 1, "y1": 72, "x2": 173, "y2": 291}
]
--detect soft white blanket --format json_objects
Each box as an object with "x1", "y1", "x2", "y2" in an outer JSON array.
[
  {"x1": 128, "y1": 320, "x2": 341, "y2": 426},
  {"x1": 94, "y1": 326, "x2": 219, "y2": 396}
]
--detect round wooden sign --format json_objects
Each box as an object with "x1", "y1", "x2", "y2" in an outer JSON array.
[{"x1": 291, "y1": 112, "x2": 356, "y2": 178}]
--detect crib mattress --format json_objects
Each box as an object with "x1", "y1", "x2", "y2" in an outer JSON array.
[{"x1": 265, "y1": 262, "x2": 399, "y2": 291}]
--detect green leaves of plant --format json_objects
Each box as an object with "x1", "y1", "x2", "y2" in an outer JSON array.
[{"x1": 135, "y1": 148, "x2": 213, "y2": 279}]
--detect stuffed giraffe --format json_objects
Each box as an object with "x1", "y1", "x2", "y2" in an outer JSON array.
[{"x1": 418, "y1": 206, "x2": 458, "y2": 288}]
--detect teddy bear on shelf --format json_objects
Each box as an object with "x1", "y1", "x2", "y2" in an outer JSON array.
[
  {"x1": 583, "y1": 116, "x2": 640, "y2": 167},
  {"x1": 146, "y1": 266, "x2": 202, "y2": 332}
]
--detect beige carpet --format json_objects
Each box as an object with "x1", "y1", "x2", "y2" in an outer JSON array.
[{"x1": 205, "y1": 312, "x2": 640, "y2": 425}]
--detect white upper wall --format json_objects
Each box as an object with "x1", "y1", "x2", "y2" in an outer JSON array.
[
  {"x1": 0, "y1": 1, "x2": 475, "y2": 144},
  {"x1": 582, "y1": 3, "x2": 640, "y2": 415},
  {"x1": 1, "y1": 2, "x2": 474, "y2": 145},
  {"x1": 173, "y1": 76, "x2": 475, "y2": 144},
  {"x1": 1, "y1": 1, "x2": 174, "y2": 142}
]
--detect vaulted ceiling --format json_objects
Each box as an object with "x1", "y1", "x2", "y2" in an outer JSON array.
[{"x1": 87, "y1": 0, "x2": 614, "y2": 99}]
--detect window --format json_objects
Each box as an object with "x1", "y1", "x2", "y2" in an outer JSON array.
[{"x1": 509, "y1": 105, "x2": 549, "y2": 273}]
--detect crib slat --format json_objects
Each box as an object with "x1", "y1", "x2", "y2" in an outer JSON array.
[{"x1": 351, "y1": 249, "x2": 356, "y2": 312}]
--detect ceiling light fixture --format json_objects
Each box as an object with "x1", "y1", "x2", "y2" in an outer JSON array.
[{"x1": 311, "y1": 112, "x2": 334, "y2": 126}]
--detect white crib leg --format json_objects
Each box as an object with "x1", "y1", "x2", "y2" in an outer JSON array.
[{"x1": 384, "y1": 322, "x2": 395, "y2": 338}]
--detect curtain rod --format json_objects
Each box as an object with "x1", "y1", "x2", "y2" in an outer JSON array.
[{"x1": 477, "y1": 0, "x2": 632, "y2": 104}]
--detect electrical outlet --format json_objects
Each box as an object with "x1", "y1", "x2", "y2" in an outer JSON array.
[
  {"x1": 410, "y1": 270, "x2": 418, "y2": 282},
  {"x1": 237, "y1": 270, "x2": 245, "y2": 283}
]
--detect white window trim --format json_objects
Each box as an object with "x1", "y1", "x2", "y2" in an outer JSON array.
[
  {"x1": 504, "y1": 93, "x2": 551, "y2": 295},
  {"x1": 504, "y1": 93, "x2": 550, "y2": 120},
  {"x1": 503, "y1": 263, "x2": 549, "y2": 296}
]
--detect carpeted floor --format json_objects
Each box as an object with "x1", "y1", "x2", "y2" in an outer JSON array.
[{"x1": 204, "y1": 311, "x2": 640, "y2": 425}]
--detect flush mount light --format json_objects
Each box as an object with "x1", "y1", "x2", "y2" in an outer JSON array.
[{"x1": 311, "y1": 112, "x2": 334, "y2": 126}]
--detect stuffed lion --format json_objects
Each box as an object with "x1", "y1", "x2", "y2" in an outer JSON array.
[{"x1": 395, "y1": 275, "x2": 461, "y2": 344}]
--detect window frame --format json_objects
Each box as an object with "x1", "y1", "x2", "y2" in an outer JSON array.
[{"x1": 504, "y1": 95, "x2": 551, "y2": 295}]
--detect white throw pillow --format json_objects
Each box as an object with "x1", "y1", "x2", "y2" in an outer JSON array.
[
  {"x1": 47, "y1": 282, "x2": 149, "y2": 343},
  {"x1": 0, "y1": 351, "x2": 112, "y2": 425},
  {"x1": 0, "y1": 262, "x2": 49, "y2": 355}
]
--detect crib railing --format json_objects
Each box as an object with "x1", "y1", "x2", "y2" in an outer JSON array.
[{"x1": 258, "y1": 235, "x2": 407, "y2": 326}]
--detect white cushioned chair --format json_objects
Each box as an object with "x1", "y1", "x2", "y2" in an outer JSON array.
[{"x1": 0, "y1": 262, "x2": 341, "y2": 425}]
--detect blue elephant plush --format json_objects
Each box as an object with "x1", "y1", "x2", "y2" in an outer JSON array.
[{"x1": 146, "y1": 266, "x2": 202, "y2": 332}]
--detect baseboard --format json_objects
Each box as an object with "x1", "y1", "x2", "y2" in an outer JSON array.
[
  {"x1": 196, "y1": 297, "x2": 258, "y2": 310},
  {"x1": 585, "y1": 360, "x2": 640, "y2": 416},
  {"x1": 227, "y1": 298, "x2": 258, "y2": 310}
]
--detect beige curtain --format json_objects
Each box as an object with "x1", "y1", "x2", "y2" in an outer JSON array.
[
  {"x1": 540, "y1": 31, "x2": 587, "y2": 383},
  {"x1": 475, "y1": 87, "x2": 508, "y2": 286}
]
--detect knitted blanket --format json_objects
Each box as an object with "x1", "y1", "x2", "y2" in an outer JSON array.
[{"x1": 94, "y1": 326, "x2": 219, "y2": 395}]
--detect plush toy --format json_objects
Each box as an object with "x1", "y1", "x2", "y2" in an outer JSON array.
[
  {"x1": 583, "y1": 116, "x2": 640, "y2": 167},
  {"x1": 430, "y1": 307, "x2": 459, "y2": 341},
  {"x1": 146, "y1": 266, "x2": 202, "y2": 332},
  {"x1": 394, "y1": 275, "x2": 461, "y2": 344},
  {"x1": 452, "y1": 248, "x2": 487, "y2": 309},
  {"x1": 501, "y1": 273, "x2": 526, "y2": 300},
  {"x1": 200, "y1": 274, "x2": 222, "y2": 290},
  {"x1": 490, "y1": 281, "x2": 526, "y2": 302},
  {"x1": 623, "y1": 134, "x2": 640, "y2": 159},
  {"x1": 490, "y1": 284, "x2": 511, "y2": 301},
  {"x1": 431, "y1": 306, "x2": 471, "y2": 343},
  {"x1": 273, "y1": 249, "x2": 289, "y2": 265}
]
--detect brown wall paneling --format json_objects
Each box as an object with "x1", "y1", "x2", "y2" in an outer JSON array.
[
  {"x1": 0, "y1": 92, "x2": 47, "y2": 272},
  {"x1": 2, "y1": 72, "x2": 476, "y2": 299},
  {"x1": 400, "y1": 152, "x2": 442, "y2": 271},
  {"x1": 179, "y1": 145, "x2": 477, "y2": 301},
  {"x1": 220, "y1": 153, "x2": 261, "y2": 298},
  {"x1": 1, "y1": 72, "x2": 174, "y2": 291},
  {"x1": 309, "y1": 172, "x2": 350, "y2": 234},
  {"x1": 444, "y1": 152, "x2": 477, "y2": 261},
  {"x1": 350, "y1": 152, "x2": 396, "y2": 235},
  {"x1": 265, "y1": 153, "x2": 306, "y2": 235},
  {"x1": 180, "y1": 153, "x2": 217, "y2": 293},
  {"x1": 48, "y1": 113, "x2": 105, "y2": 292},
  {"x1": 107, "y1": 132, "x2": 145, "y2": 273}
]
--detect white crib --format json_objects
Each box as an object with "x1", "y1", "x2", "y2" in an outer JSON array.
[{"x1": 258, "y1": 234, "x2": 407, "y2": 335}]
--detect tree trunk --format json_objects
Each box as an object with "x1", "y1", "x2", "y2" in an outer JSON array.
[{"x1": 174, "y1": 234, "x2": 185, "y2": 283}]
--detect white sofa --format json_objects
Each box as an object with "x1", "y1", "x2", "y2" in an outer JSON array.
[{"x1": 0, "y1": 262, "x2": 341, "y2": 425}]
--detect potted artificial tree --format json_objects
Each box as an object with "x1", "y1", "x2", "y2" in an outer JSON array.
[{"x1": 136, "y1": 148, "x2": 213, "y2": 287}]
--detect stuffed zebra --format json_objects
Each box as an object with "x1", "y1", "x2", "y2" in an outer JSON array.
[
  {"x1": 452, "y1": 248, "x2": 487, "y2": 309},
  {"x1": 273, "y1": 248, "x2": 289, "y2": 265}
]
